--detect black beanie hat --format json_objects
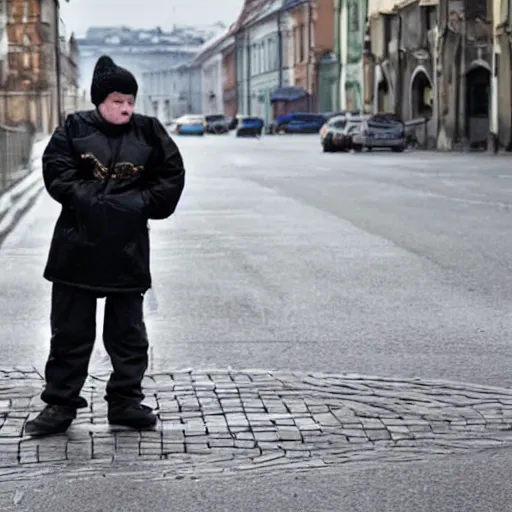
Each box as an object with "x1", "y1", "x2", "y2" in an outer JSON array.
[{"x1": 90, "y1": 55, "x2": 138, "y2": 107}]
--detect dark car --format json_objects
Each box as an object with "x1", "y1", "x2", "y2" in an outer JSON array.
[
  {"x1": 272, "y1": 113, "x2": 327, "y2": 134},
  {"x1": 360, "y1": 113, "x2": 406, "y2": 152},
  {"x1": 236, "y1": 117, "x2": 264, "y2": 137},
  {"x1": 204, "y1": 114, "x2": 228, "y2": 134}
]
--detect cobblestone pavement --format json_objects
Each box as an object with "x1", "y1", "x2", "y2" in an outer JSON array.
[{"x1": 3, "y1": 367, "x2": 512, "y2": 481}]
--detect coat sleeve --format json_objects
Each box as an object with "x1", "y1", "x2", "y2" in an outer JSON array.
[
  {"x1": 142, "y1": 118, "x2": 185, "y2": 220},
  {"x1": 42, "y1": 115, "x2": 103, "y2": 208}
]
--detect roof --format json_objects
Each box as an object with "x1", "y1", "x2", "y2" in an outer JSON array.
[
  {"x1": 192, "y1": 27, "x2": 234, "y2": 64},
  {"x1": 232, "y1": 0, "x2": 276, "y2": 31}
]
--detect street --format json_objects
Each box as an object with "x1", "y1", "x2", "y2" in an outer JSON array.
[
  {"x1": 3, "y1": 134, "x2": 512, "y2": 511},
  {"x1": 2, "y1": 134, "x2": 512, "y2": 385}
]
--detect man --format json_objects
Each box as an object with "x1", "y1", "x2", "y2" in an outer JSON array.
[{"x1": 25, "y1": 55, "x2": 185, "y2": 436}]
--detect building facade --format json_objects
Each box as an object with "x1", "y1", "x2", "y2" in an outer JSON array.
[
  {"x1": 492, "y1": 0, "x2": 509, "y2": 149},
  {"x1": 436, "y1": 0, "x2": 493, "y2": 150},
  {"x1": 221, "y1": 35, "x2": 237, "y2": 117},
  {"x1": 0, "y1": 0, "x2": 77, "y2": 133},
  {"x1": 234, "y1": 0, "x2": 285, "y2": 121}
]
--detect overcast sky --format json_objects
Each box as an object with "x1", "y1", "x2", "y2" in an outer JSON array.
[{"x1": 60, "y1": 0, "x2": 244, "y2": 37}]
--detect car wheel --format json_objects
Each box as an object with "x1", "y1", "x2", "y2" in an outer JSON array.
[
  {"x1": 353, "y1": 145, "x2": 362, "y2": 153},
  {"x1": 391, "y1": 146, "x2": 405, "y2": 153},
  {"x1": 322, "y1": 135, "x2": 335, "y2": 152}
]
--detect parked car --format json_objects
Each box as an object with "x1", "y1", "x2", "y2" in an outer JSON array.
[
  {"x1": 320, "y1": 114, "x2": 365, "y2": 151},
  {"x1": 359, "y1": 113, "x2": 406, "y2": 152},
  {"x1": 236, "y1": 116, "x2": 264, "y2": 137},
  {"x1": 321, "y1": 116, "x2": 362, "y2": 153},
  {"x1": 272, "y1": 113, "x2": 327, "y2": 134},
  {"x1": 204, "y1": 114, "x2": 228, "y2": 134},
  {"x1": 170, "y1": 115, "x2": 205, "y2": 136}
]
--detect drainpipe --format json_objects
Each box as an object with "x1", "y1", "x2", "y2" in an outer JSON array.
[
  {"x1": 394, "y1": 13, "x2": 402, "y2": 117},
  {"x1": 306, "y1": 0, "x2": 313, "y2": 111},
  {"x1": 340, "y1": 0, "x2": 347, "y2": 109},
  {"x1": 246, "y1": 32, "x2": 251, "y2": 115},
  {"x1": 277, "y1": 9, "x2": 283, "y2": 87},
  {"x1": 334, "y1": 0, "x2": 341, "y2": 111},
  {"x1": 457, "y1": 0, "x2": 467, "y2": 146},
  {"x1": 53, "y1": 0, "x2": 63, "y2": 126}
]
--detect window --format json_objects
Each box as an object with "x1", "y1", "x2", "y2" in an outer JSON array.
[
  {"x1": 299, "y1": 25, "x2": 305, "y2": 62},
  {"x1": 293, "y1": 27, "x2": 299, "y2": 64},
  {"x1": 22, "y1": 51, "x2": 31, "y2": 69},
  {"x1": 22, "y1": 0, "x2": 28, "y2": 22}
]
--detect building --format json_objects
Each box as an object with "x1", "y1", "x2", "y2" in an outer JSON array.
[
  {"x1": 366, "y1": 0, "x2": 436, "y2": 146},
  {"x1": 277, "y1": 0, "x2": 336, "y2": 114},
  {"x1": 492, "y1": 0, "x2": 510, "y2": 149},
  {"x1": 233, "y1": 0, "x2": 284, "y2": 122},
  {"x1": 76, "y1": 24, "x2": 225, "y2": 99},
  {"x1": 59, "y1": 25, "x2": 81, "y2": 118},
  {"x1": 436, "y1": 0, "x2": 493, "y2": 150},
  {"x1": 0, "y1": 0, "x2": 76, "y2": 133},
  {"x1": 194, "y1": 29, "x2": 230, "y2": 115},
  {"x1": 221, "y1": 33, "x2": 237, "y2": 117},
  {"x1": 337, "y1": 0, "x2": 369, "y2": 113}
]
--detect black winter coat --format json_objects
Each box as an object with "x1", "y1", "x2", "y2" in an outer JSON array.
[{"x1": 42, "y1": 110, "x2": 185, "y2": 292}]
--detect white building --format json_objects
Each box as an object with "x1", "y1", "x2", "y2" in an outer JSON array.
[
  {"x1": 141, "y1": 28, "x2": 232, "y2": 122},
  {"x1": 235, "y1": 0, "x2": 292, "y2": 125}
]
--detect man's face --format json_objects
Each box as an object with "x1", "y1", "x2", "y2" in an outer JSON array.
[{"x1": 99, "y1": 92, "x2": 135, "y2": 124}]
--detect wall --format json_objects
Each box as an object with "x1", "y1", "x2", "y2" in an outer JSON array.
[
  {"x1": 344, "y1": 0, "x2": 367, "y2": 111},
  {"x1": 202, "y1": 53, "x2": 223, "y2": 114},
  {"x1": 437, "y1": 0, "x2": 493, "y2": 149},
  {"x1": 222, "y1": 41, "x2": 237, "y2": 117},
  {"x1": 495, "y1": 0, "x2": 511, "y2": 148},
  {"x1": 247, "y1": 10, "x2": 280, "y2": 123}
]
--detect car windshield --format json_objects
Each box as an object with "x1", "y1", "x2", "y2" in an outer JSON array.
[
  {"x1": 346, "y1": 124, "x2": 360, "y2": 134},
  {"x1": 206, "y1": 115, "x2": 224, "y2": 122},
  {"x1": 329, "y1": 117, "x2": 347, "y2": 128}
]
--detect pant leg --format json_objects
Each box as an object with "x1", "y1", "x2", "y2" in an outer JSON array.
[
  {"x1": 41, "y1": 283, "x2": 97, "y2": 408},
  {"x1": 102, "y1": 292, "x2": 149, "y2": 405}
]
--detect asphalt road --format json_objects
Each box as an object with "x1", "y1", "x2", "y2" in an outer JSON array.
[
  {"x1": 3, "y1": 133, "x2": 512, "y2": 511},
  {"x1": 2, "y1": 133, "x2": 512, "y2": 387}
]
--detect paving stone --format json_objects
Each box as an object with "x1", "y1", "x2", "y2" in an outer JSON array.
[
  {"x1": 4, "y1": 369, "x2": 512, "y2": 478},
  {"x1": 277, "y1": 427, "x2": 302, "y2": 441}
]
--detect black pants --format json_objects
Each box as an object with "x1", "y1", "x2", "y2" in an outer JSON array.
[{"x1": 41, "y1": 283, "x2": 149, "y2": 408}]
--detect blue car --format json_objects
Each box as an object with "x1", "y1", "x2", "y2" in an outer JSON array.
[
  {"x1": 236, "y1": 117, "x2": 264, "y2": 137},
  {"x1": 272, "y1": 113, "x2": 327, "y2": 134},
  {"x1": 171, "y1": 115, "x2": 205, "y2": 136}
]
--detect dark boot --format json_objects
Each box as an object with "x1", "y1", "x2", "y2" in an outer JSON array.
[
  {"x1": 25, "y1": 405, "x2": 77, "y2": 437},
  {"x1": 108, "y1": 403, "x2": 157, "y2": 429}
]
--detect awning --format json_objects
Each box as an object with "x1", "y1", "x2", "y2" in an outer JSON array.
[
  {"x1": 282, "y1": 0, "x2": 308, "y2": 10},
  {"x1": 419, "y1": 0, "x2": 438, "y2": 5},
  {"x1": 270, "y1": 86, "x2": 308, "y2": 103}
]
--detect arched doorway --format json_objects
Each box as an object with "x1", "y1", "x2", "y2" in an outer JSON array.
[
  {"x1": 466, "y1": 64, "x2": 491, "y2": 149},
  {"x1": 410, "y1": 68, "x2": 433, "y2": 147},
  {"x1": 410, "y1": 69, "x2": 433, "y2": 119},
  {"x1": 377, "y1": 76, "x2": 390, "y2": 112}
]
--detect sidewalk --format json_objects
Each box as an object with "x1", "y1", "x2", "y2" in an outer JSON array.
[
  {"x1": 2, "y1": 367, "x2": 512, "y2": 482},
  {"x1": 0, "y1": 136, "x2": 50, "y2": 246}
]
